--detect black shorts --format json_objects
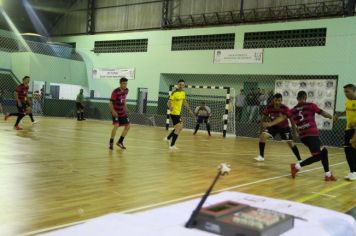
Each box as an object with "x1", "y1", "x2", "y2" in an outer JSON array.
[
  {"x1": 265, "y1": 126, "x2": 293, "y2": 140},
  {"x1": 76, "y1": 102, "x2": 84, "y2": 110},
  {"x1": 344, "y1": 129, "x2": 355, "y2": 147},
  {"x1": 17, "y1": 102, "x2": 30, "y2": 114},
  {"x1": 112, "y1": 116, "x2": 130, "y2": 127},
  {"x1": 197, "y1": 116, "x2": 209, "y2": 124},
  {"x1": 170, "y1": 115, "x2": 182, "y2": 126},
  {"x1": 301, "y1": 136, "x2": 323, "y2": 156}
]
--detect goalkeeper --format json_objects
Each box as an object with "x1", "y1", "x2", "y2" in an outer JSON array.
[{"x1": 193, "y1": 102, "x2": 212, "y2": 136}]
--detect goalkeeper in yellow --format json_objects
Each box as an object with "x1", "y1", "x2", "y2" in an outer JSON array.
[
  {"x1": 337, "y1": 84, "x2": 356, "y2": 181},
  {"x1": 165, "y1": 80, "x2": 194, "y2": 150}
]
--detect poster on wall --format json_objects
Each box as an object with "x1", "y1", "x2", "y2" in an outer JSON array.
[
  {"x1": 213, "y1": 49, "x2": 263, "y2": 64},
  {"x1": 274, "y1": 79, "x2": 337, "y2": 130},
  {"x1": 92, "y1": 68, "x2": 135, "y2": 80}
]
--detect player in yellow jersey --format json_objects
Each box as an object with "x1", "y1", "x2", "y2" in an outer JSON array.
[
  {"x1": 337, "y1": 84, "x2": 356, "y2": 180},
  {"x1": 164, "y1": 80, "x2": 194, "y2": 150}
]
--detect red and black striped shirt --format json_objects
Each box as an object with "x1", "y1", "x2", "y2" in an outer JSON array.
[
  {"x1": 15, "y1": 84, "x2": 29, "y2": 104},
  {"x1": 110, "y1": 88, "x2": 128, "y2": 117},
  {"x1": 289, "y1": 102, "x2": 322, "y2": 138},
  {"x1": 263, "y1": 103, "x2": 290, "y2": 129}
]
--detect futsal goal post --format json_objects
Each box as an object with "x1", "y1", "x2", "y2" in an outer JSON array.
[{"x1": 165, "y1": 84, "x2": 235, "y2": 137}]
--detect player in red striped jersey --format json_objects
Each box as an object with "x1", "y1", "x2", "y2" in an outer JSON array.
[
  {"x1": 4, "y1": 76, "x2": 37, "y2": 129},
  {"x1": 109, "y1": 77, "x2": 130, "y2": 150},
  {"x1": 263, "y1": 91, "x2": 336, "y2": 181},
  {"x1": 255, "y1": 93, "x2": 302, "y2": 162}
]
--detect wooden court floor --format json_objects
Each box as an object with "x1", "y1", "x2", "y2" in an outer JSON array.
[{"x1": 0, "y1": 117, "x2": 355, "y2": 235}]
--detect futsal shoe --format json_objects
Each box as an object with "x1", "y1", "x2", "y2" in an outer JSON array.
[
  {"x1": 163, "y1": 137, "x2": 170, "y2": 144},
  {"x1": 4, "y1": 113, "x2": 10, "y2": 121},
  {"x1": 254, "y1": 155, "x2": 264, "y2": 161},
  {"x1": 345, "y1": 172, "x2": 356, "y2": 181},
  {"x1": 324, "y1": 174, "x2": 337, "y2": 181},
  {"x1": 169, "y1": 145, "x2": 178, "y2": 151},
  {"x1": 290, "y1": 163, "x2": 299, "y2": 178},
  {"x1": 116, "y1": 142, "x2": 126, "y2": 150},
  {"x1": 344, "y1": 173, "x2": 352, "y2": 180},
  {"x1": 14, "y1": 125, "x2": 23, "y2": 130}
]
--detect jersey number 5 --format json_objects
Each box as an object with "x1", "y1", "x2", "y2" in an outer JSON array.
[{"x1": 298, "y1": 110, "x2": 304, "y2": 122}]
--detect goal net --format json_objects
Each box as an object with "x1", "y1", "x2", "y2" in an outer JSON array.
[{"x1": 166, "y1": 85, "x2": 236, "y2": 137}]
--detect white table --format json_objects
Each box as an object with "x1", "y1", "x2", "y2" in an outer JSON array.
[{"x1": 40, "y1": 191, "x2": 356, "y2": 236}]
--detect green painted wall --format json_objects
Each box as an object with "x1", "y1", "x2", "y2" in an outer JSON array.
[
  {"x1": 44, "y1": 16, "x2": 356, "y2": 110},
  {"x1": 0, "y1": 51, "x2": 11, "y2": 69}
]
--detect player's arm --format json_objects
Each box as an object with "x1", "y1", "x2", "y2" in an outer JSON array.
[
  {"x1": 109, "y1": 100, "x2": 118, "y2": 117},
  {"x1": 206, "y1": 106, "x2": 211, "y2": 117},
  {"x1": 167, "y1": 99, "x2": 173, "y2": 112},
  {"x1": 320, "y1": 110, "x2": 334, "y2": 120},
  {"x1": 289, "y1": 118, "x2": 299, "y2": 138},
  {"x1": 259, "y1": 114, "x2": 270, "y2": 133},
  {"x1": 184, "y1": 100, "x2": 194, "y2": 116},
  {"x1": 27, "y1": 94, "x2": 32, "y2": 106},
  {"x1": 14, "y1": 91, "x2": 21, "y2": 106},
  {"x1": 262, "y1": 115, "x2": 287, "y2": 128},
  {"x1": 81, "y1": 95, "x2": 85, "y2": 106},
  {"x1": 334, "y1": 111, "x2": 346, "y2": 121}
]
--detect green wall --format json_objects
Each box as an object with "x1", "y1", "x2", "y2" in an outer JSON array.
[
  {"x1": 0, "y1": 51, "x2": 11, "y2": 70},
  {"x1": 45, "y1": 16, "x2": 356, "y2": 110}
]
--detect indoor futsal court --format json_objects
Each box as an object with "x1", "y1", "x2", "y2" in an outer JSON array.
[{"x1": 0, "y1": 0, "x2": 356, "y2": 236}]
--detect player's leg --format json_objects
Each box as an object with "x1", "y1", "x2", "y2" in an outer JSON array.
[
  {"x1": 13, "y1": 105, "x2": 26, "y2": 129},
  {"x1": 281, "y1": 128, "x2": 302, "y2": 161},
  {"x1": 291, "y1": 137, "x2": 335, "y2": 180},
  {"x1": 76, "y1": 103, "x2": 81, "y2": 121},
  {"x1": 193, "y1": 117, "x2": 202, "y2": 135},
  {"x1": 170, "y1": 117, "x2": 183, "y2": 148},
  {"x1": 116, "y1": 117, "x2": 130, "y2": 149},
  {"x1": 117, "y1": 125, "x2": 130, "y2": 150},
  {"x1": 255, "y1": 128, "x2": 273, "y2": 161},
  {"x1": 166, "y1": 115, "x2": 178, "y2": 141},
  {"x1": 205, "y1": 118, "x2": 211, "y2": 136},
  {"x1": 80, "y1": 105, "x2": 85, "y2": 120},
  {"x1": 109, "y1": 117, "x2": 119, "y2": 150},
  {"x1": 344, "y1": 129, "x2": 356, "y2": 180},
  {"x1": 26, "y1": 103, "x2": 36, "y2": 124}
]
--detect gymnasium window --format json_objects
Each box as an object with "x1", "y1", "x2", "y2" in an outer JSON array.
[
  {"x1": 171, "y1": 33, "x2": 235, "y2": 51},
  {"x1": 93, "y1": 39, "x2": 148, "y2": 53},
  {"x1": 243, "y1": 28, "x2": 327, "y2": 48}
]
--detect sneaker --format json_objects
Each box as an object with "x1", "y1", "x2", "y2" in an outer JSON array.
[
  {"x1": 347, "y1": 172, "x2": 356, "y2": 181},
  {"x1": 169, "y1": 145, "x2": 178, "y2": 150},
  {"x1": 81, "y1": 118, "x2": 86, "y2": 121},
  {"x1": 163, "y1": 137, "x2": 170, "y2": 143},
  {"x1": 4, "y1": 113, "x2": 10, "y2": 121},
  {"x1": 32, "y1": 121, "x2": 38, "y2": 125},
  {"x1": 116, "y1": 142, "x2": 126, "y2": 150},
  {"x1": 290, "y1": 163, "x2": 299, "y2": 179},
  {"x1": 325, "y1": 174, "x2": 337, "y2": 181},
  {"x1": 14, "y1": 125, "x2": 23, "y2": 130},
  {"x1": 254, "y1": 155, "x2": 264, "y2": 162},
  {"x1": 344, "y1": 172, "x2": 352, "y2": 180}
]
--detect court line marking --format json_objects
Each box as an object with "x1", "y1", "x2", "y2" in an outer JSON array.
[
  {"x1": 309, "y1": 192, "x2": 337, "y2": 198},
  {"x1": 297, "y1": 182, "x2": 352, "y2": 202},
  {"x1": 22, "y1": 161, "x2": 347, "y2": 236}
]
